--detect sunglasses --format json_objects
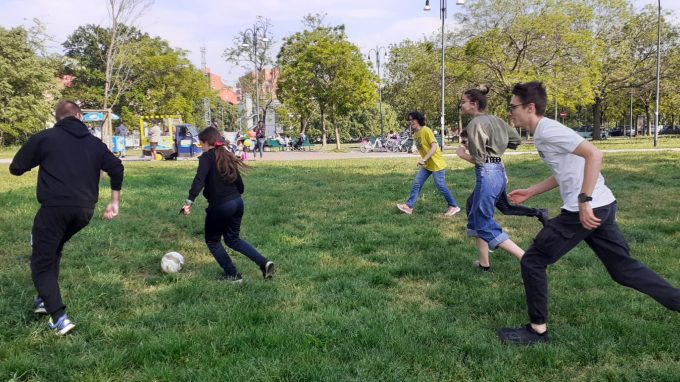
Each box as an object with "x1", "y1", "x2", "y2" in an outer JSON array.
[{"x1": 507, "y1": 102, "x2": 530, "y2": 112}]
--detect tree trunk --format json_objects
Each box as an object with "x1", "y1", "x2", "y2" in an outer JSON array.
[
  {"x1": 644, "y1": 104, "x2": 651, "y2": 136},
  {"x1": 592, "y1": 96, "x2": 602, "y2": 141},
  {"x1": 320, "y1": 107, "x2": 327, "y2": 148},
  {"x1": 300, "y1": 115, "x2": 307, "y2": 135},
  {"x1": 332, "y1": 109, "x2": 340, "y2": 150}
]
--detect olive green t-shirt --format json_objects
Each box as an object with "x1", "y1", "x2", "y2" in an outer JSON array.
[{"x1": 466, "y1": 115, "x2": 521, "y2": 166}]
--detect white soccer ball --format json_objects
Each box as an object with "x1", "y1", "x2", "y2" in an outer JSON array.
[{"x1": 161, "y1": 252, "x2": 185, "y2": 274}]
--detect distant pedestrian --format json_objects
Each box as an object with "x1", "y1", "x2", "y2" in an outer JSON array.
[
  {"x1": 396, "y1": 111, "x2": 460, "y2": 216},
  {"x1": 254, "y1": 121, "x2": 265, "y2": 159},
  {"x1": 9, "y1": 100, "x2": 124, "y2": 336},
  {"x1": 114, "y1": 123, "x2": 128, "y2": 158},
  {"x1": 149, "y1": 123, "x2": 162, "y2": 160}
]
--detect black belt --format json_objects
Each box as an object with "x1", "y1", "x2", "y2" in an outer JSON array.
[{"x1": 484, "y1": 156, "x2": 502, "y2": 163}]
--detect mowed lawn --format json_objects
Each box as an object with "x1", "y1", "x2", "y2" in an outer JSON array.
[{"x1": 1, "y1": 153, "x2": 680, "y2": 381}]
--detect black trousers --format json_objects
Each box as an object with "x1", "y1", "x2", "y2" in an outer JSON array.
[
  {"x1": 31, "y1": 206, "x2": 93, "y2": 316},
  {"x1": 520, "y1": 202, "x2": 680, "y2": 324},
  {"x1": 465, "y1": 190, "x2": 541, "y2": 218}
]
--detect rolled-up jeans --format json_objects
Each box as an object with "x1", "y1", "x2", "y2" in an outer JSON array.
[
  {"x1": 406, "y1": 167, "x2": 458, "y2": 209},
  {"x1": 466, "y1": 163, "x2": 509, "y2": 249}
]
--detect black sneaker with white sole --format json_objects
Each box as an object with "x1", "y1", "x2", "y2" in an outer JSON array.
[
  {"x1": 262, "y1": 261, "x2": 275, "y2": 280},
  {"x1": 497, "y1": 324, "x2": 548, "y2": 345}
]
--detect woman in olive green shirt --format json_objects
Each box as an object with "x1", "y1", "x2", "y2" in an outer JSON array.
[{"x1": 458, "y1": 88, "x2": 524, "y2": 271}]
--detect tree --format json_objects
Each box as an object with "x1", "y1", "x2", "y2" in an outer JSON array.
[
  {"x1": 224, "y1": 16, "x2": 276, "y2": 125},
  {"x1": 277, "y1": 17, "x2": 377, "y2": 149},
  {"x1": 63, "y1": 26, "x2": 213, "y2": 128},
  {"x1": 454, "y1": 0, "x2": 597, "y2": 121},
  {"x1": 0, "y1": 23, "x2": 61, "y2": 145}
]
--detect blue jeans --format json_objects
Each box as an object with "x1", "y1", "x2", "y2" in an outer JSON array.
[
  {"x1": 406, "y1": 167, "x2": 458, "y2": 209},
  {"x1": 255, "y1": 138, "x2": 265, "y2": 158},
  {"x1": 204, "y1": 198, "x2": 268, "y2": 276},
  {"x1": 466, "y1": 163, "x2": 509, "y2": 249}
]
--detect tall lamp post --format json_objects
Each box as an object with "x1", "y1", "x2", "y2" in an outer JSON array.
[
  {"x1": 241, "y1": 24, "x2": 269, "y2": 126},
  {"x1": 653, "y1": 0, "x2": 661, "y2": 147},
  {"x1": 424, "y1": 0, "x2": 465, "y2": 151},
  {"x1": 368, "y1": 46, "x2": 388, "y2": 141}
]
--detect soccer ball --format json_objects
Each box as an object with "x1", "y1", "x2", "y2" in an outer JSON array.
[{"x1": 161, "y1": 252, "x2": 184, "y2": 274}]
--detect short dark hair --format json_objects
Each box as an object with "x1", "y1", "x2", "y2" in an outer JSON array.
[
  {"x1": 55, "y1": 100, "x2": 82, "y2": 121},
  {"x1": 463, "y1": 86, "x2": 489, "y2": 111},
  {"x1": 511, "y1": 82, "x2": 547, "y2": 116},
  {"x1": 408, "y1": 111, "x2": 425, "y2": 126}
]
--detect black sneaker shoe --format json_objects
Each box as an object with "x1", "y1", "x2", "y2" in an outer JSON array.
[
  {"x1": 224, "y1": 273, "x2": 243, "y2": 284},
  {"x1": 473, "y1": 260, "x2": 492, "y2": 272},
  {"x1": 34, "y1": 296, "x2": 47, "y2": 314},
  {"x1": 262, "y1": 261, "x2": 275, "y2": 280},
  {"x1": 536, "y1": 209, "x2": 550, "y2": 227},
  {"x1": 497, "y1": 324, "x2": 548, "y2": 345}
]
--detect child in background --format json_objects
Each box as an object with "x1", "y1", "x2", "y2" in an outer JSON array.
[{"x1": 181, "y1": 127, "x2": 274, "y2": 283}]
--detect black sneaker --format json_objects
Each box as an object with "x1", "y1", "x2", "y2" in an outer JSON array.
[
  {"x1": 262, "y1": 261, "x2": 275, "y2": 280},
  {"x1": 473, "y1": 260, "x2": 492, "y2": 272},
  {"x1": 536, "y1": 209, "x2": 550, "y2": 227},
  {"x1": 224, "y1": 273, "x2": 243, "y2": 284},
  {"x1": 497, "y1": 324, "x2": 548, "y2": 345}
]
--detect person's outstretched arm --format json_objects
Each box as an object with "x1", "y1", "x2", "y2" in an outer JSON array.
[
  {"x1": 9, "y1": 134, "x2": 42, "y2": 176},
  {"x1": 508, "y1": 176, "x2": 558, "y2": 205}
]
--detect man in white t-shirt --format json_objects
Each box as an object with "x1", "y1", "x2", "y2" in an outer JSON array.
[{"x1": 496, "y1": 81, "x2": 680, "y2": 345}]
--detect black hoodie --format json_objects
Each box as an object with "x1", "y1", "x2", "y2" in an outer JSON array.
[{"x1": 9, "y1": 116, "x2": 124, "y2": 209}]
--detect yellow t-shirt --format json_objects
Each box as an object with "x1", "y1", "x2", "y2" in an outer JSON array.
[{"x1": 413, "y1": 126, "x2": 446, "y2": 172}]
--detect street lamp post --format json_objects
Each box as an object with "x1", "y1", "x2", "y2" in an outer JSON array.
[
  {"x1": 368, "y1": 46, "x2": 388, "y2": 141},
  {"x1": 242, "y1": 23, "x2": 269, "y2": 126},
  {"x1": 653, "y1": 0, "x2": 661, "y2": 147},
  {"x1": 424, "y1": 0, "x2": 465, "y2": 152}
]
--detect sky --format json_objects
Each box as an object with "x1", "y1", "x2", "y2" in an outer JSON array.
[{"x1": 1, "y1": 0, "x2": 677, "y2": 87}]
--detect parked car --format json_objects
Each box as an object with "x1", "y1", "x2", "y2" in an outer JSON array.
[
  {"x1": 575, "y1": 126, "x2": 608, "y2": 140},
  {"x1": 609, "y1": 126, "x2": 637, "y2": 137},
  {"x1": 659, "y1": 126, "x2": 680, "y2": 135}
]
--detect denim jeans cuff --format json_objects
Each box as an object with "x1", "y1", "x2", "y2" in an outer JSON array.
[
  {"x1": 488, "y1": 233, "x2": 510, "y2": 250},
  {"x1": 466, "y1": 228, "x2": 479, "y2": 238}
]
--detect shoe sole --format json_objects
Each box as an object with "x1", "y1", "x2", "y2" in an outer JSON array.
[
  {"x1": 55, "y1": 323, "x2": 76, "y2": 336},
  {"x1": 397, "y1": 205, "x2": 412, "y2": 215},
  {"x1": 496, "y1": 328, "x2": 548, "y2": 345},
  {"x1": 34, "y1": 307, "x2": 47, "y2": 314},
  {"x1": 264, "y1": 261, "x2": 275, "y2": 280},
  {"x1": 444, "y1": 207, "x2": 461, "y2": 216}
]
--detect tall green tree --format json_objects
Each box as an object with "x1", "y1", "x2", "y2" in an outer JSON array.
[
  {"x1": 224, "y1": 16, "x2": 276, "y2": 124},
  {"x1": 0, "y1": 23, "x2": 61, "y2": 144},
  {"x1": 278, "y1": 17, "x2": 377, "y2": 149}
]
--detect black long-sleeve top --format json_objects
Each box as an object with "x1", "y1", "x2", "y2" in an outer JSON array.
[
  {"x1": 187, "y1": 149, "x2": 243, "y2": 206},
  {"x1": 9, "y1": 116, "x2": 124, "y2": 209}
]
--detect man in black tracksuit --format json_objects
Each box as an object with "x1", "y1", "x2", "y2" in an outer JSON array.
[{"x1": 9, "y1": 101, "x2": 124, "y2": 335}]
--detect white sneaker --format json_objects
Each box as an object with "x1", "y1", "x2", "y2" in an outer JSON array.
[
  {"x1": 397, "y1": 204, "x2": 413, "y2": 215},
  {"x1": 444, "y1": 206, "x2": 461, "y2": 216}
]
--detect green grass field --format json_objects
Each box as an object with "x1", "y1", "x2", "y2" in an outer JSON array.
[{"x1": 1, "y1": 153, "x2": 680, "y2": 381}]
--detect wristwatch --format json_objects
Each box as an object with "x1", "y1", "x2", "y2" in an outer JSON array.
[{"x1": 577, "y1": 193, "x2": 593, "y2": 203}]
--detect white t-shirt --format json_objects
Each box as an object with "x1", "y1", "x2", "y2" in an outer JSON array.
[{"x1": 534, "y1": 118, "x2": 615, "y2": 212}]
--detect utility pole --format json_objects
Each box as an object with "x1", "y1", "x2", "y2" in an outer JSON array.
[{"x1": 201, "y1": 46, "x2": 211, "y2": 126}]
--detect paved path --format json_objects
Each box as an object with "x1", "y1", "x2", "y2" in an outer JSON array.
[{"x1": 2, "y1": 147, "x2": 680, "y2": 164}]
